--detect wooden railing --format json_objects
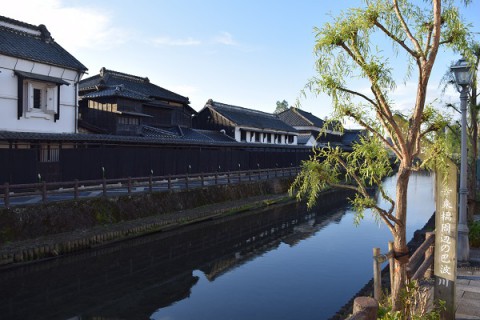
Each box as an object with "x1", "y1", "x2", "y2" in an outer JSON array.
[
  {"x1": 373, "y1": 231, "x2": 435, "y2": 301},
  {"x1": 0, "y1": 167, "x2": 301, "y2": 208}
]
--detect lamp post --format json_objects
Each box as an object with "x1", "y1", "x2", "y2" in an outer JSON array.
[{"x1": 451, "y1": 57, "x2": 474, "y2": 262}]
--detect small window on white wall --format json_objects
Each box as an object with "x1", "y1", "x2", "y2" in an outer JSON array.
[
  {"x1": 33, "y1": 88, "x2": 42, "y2": 109},
  {"x1": 24, "y1": 81, "x2": 57, "y2": 117}
]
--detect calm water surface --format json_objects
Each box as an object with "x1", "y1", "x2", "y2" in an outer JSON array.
[{"x1": 0, "y1": 173, "x2": 434, "y2": 320}]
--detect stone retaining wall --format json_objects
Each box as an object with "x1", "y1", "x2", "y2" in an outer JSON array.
[
  {"x1": 0, "y1": 178, "x2": 291, "y2": 243},
  {"x1": 0, "y1": 178, "x2": 296, "y2": 266}
]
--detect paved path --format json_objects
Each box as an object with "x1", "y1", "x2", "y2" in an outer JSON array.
[{"x1": 456, "y1": 248, "x2": 480, "y2": 319}]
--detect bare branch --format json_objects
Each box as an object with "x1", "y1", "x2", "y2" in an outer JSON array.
[
  {"x1": 393, "y1": 0, "x2": 425, "y2": 59},
  {"x1": 374, "y1": 21, "x2": 418, "y2": 58},
  {"x1": 337, "y1": 87, "x2": 378, "y2": 107},
  {"x1": 424, "y1": 24, "x2": 434, "y2": 56}
]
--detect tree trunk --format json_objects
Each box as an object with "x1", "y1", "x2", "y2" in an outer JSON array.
[{"x1": 390, "y1": 166, "x2": 411, "y2": 312}]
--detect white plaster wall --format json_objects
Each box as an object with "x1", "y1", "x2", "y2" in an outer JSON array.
[
  {"x1": 234, "y1": 127, "x2": 241, "y2": 142},
  {"x1": 0, "y1": 54, "x2": 80, "y2": 133}
]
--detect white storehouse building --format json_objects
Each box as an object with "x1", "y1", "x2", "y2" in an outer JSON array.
[
  {"x1": 194, "y1": 99, "x2": 298, "y2": 145},
  {"x1": 0, "y1": 15, "x2": 87, "y2": 133}
]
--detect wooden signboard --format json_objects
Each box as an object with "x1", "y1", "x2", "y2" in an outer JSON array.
[{"x1": 434, "y1": 163, "x2": 457, "y2": 320}]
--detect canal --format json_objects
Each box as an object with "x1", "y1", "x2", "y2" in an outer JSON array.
[{"x1": 0, "y1": 172, "x2": 434, "y2": 320}]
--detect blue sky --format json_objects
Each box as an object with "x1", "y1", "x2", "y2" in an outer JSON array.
[{"x1": 3, "y1": 0, "x2": 480, "y2": 121}]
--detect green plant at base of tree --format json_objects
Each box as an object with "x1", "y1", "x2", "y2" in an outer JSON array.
[{"x1": 378, "y1": 280, "x2": 445, "y2": 320}]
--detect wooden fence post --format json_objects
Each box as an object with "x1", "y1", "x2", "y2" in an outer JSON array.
[
  {"x1": 102, "y1": 177, "x2": 107, "y2": 197},
  {"x1": 4, "y1": 183, "x2": 10, "y2": 208},
  {"x1": 373, "y1": 247, "x2": 382, "y2": 301},
  {"x1": 42, "y1": 181, "x2": 47, "y2": 203},
  {"x1": 74, "y1": 179, "x2": 79, "y2": 200},
  {"x1": 425, "y1": 232, "x2": 434, "y2": 278}
]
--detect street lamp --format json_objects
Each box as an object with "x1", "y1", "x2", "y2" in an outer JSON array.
[{"x1": 451, "y1": 57, "x2": 474, "y2": 262}]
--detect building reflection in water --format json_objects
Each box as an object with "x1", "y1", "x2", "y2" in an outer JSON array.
[{"x1": 0, "y1": 197, "x2": 349, "y2": 320}]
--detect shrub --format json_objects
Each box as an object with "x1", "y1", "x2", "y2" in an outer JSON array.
[{"x1": 469, "y1": 220, "x2": 480, "y2": 248}]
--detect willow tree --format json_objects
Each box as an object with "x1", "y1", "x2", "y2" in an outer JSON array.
[{"x1": 292, "y1": 0, "x2": 471, "y2": 311}]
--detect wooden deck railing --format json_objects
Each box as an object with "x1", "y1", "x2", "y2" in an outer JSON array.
[
  {"x1": 373, "y1": 231, "x2": 435, "y2": 301},
  {"x1": 0, "y1": 167, "x2": 301, "y2": 208}
]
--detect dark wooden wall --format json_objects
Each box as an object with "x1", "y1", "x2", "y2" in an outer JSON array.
[{"x1": 0, "y1": 143, "x2": 311, "y2": 184}]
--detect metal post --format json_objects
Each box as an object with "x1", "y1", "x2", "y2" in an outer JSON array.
[
  {"x1": 149, "y1": 175, "x2": 153, "y2": 193},
  {"x1": 168, "y1": 175, "x2": 171, "y2": 190},
  {"x1": 458, "y1": 85, "x2": 470, "y2": 262},
  {"x1": 127, "y1": 177, "x2": 132, "y2": 194}
]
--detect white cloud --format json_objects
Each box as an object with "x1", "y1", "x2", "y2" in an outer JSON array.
[
  {"x1": 213, "y1": 31, "x2": 238, "y2": 46},
  {"x1": 152, "y1": 36, "x2": 201, "y2": 47},
  {"x1": 2, "y1": 0, "x2": 131, "y2": 53}
]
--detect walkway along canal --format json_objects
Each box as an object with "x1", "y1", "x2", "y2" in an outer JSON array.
[{"x1": 0, "y1": 172, "x2": 434, "y2": 320}]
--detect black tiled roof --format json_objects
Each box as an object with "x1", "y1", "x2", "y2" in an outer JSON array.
[
  {"x1": 0, "y1": 15, "x2": 87, "y2": 71},
  {"x1": 278, "y1": 107, "x2": 343, "y2": 132},
  {"x1": 278, "y1": 108, "x2": 325, "y2": 128},
  {"x1": 81, "y1": 85, "x2": 152, "y2": 101},
  {"x1": 0, "y1": 129, "x2": 237, "y2": 147},
  {"x1": 342, "y1": 129, "x2": 366, "y2": 147},
  {"x1": 297, "y1": 134, "x2": 313, "y2": 145},
  {"x1": 142, "y1": 126, "x2": 236, "y2": 143},
  {"x1": 80, "y1": 68, "x2": 189, "y2": 104},
  {"x1": 191, "y1": 129, "x2": 237, "y2": 142},
  {"x1": 0, "y1": 130, "x2": 311, "y2": 151},
  {"x1": 206, "y1": 100, "x2": 297, "y2": 133}
]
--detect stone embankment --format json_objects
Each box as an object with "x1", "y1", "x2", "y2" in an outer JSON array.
[
  {"x1": 0, "y1": 177, "x2": 353, "y2": 268},
  {"x1": 0, "y1": 178, "x2": 296, "y2": 267}
]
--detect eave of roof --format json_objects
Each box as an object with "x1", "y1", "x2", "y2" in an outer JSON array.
[
  {"x1": 0, "y1": 130, "x2": 310, "y2": 149},
  {"x1": 15, "y1": 70, "x2": 69, "y2": 85}
]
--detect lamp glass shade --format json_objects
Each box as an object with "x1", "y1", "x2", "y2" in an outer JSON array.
[{"x1": 451, "y1": 58, "x2": 473, "y2": 87}]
